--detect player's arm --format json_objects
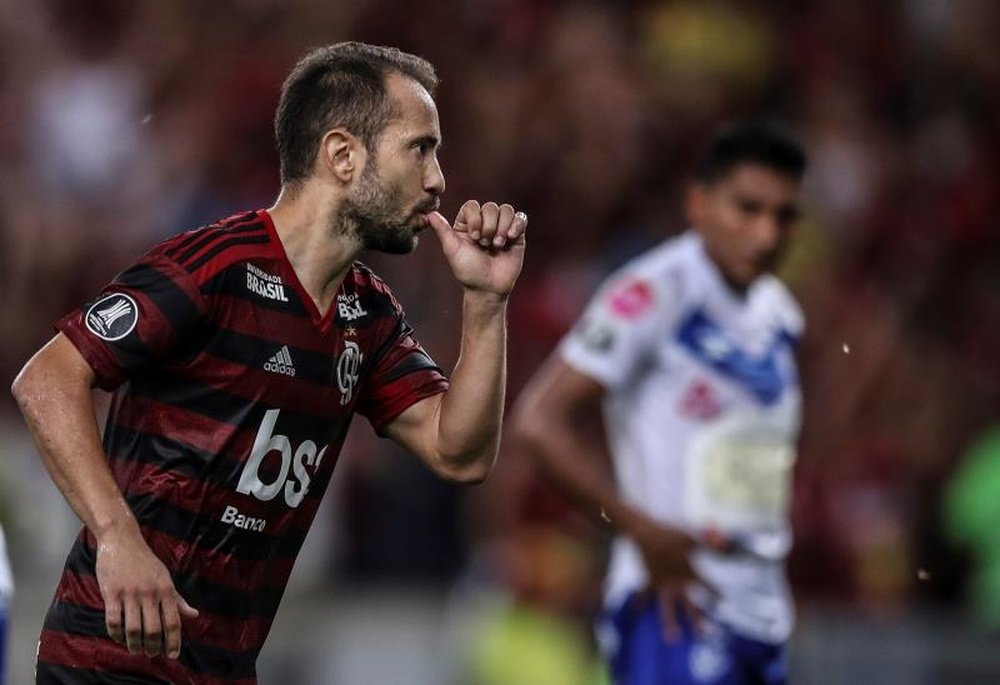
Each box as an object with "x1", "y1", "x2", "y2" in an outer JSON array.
[
  {"x1": 13, "y1": 336, "x2": 136, "y2": 549},
  {"x1": 382, "y1": 201, "x2": 526, "y2": 484},
  {"x1": 511, "y1": 357, "x2": 709, "y2": 635},
  {"x1": 382, "y1": 291, "x2": 507, "y2": 483},
  {"x1": 511, "y1": 357, "x2": 689, "y2": 549},
  {"x1": 12, "y1": 341, "x2": 197, "y2": 658},
  {"x1": 512, "y1": 358, "x2": 630, "y2": 521}
]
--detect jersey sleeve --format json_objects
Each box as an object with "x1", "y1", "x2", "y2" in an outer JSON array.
[
  {"x1": 55, "y1": 251, "x2": 209, "y2": 391},
  {"x1": 559, "y1": 274, "x2": 667, "y2": 391},
  {"x1": 358, "y1": 315, "x2": 449, "y2": 433}
]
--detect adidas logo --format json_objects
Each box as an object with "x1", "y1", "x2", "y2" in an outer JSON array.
[{"x1": 264, "y1": 346, "x2": 296, "y2": 377}]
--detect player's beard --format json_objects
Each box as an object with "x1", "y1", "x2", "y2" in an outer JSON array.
[{"x1": 340, "y1": 160, "x2": 421, "y2": 255}]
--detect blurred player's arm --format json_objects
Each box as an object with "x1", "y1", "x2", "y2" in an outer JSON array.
[
  {"x1": 511, "y1": 356, "x2": 665, "y2": 537},
  {"x1": 383, "y1": 202, "x2": 527, "y2": 485},
  {"x1": 512, "y1": 356, "x2": 707, "y2": 635},
  {"x1": 11, "y1": 334, "x2": 197, "y2": 658}
]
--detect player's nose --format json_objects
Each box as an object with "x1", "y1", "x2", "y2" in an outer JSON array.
[
  {"x1": 424, "y1": 156, "x2": 445, "y2": 196},
  {"x1": 754, "y1": 212, "x2": 782, "y2": 250}
]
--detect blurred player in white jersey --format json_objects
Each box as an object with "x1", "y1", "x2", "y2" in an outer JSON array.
[
  {"x1": 0, "y1": 522, "x2": 12, "y2": 685},
  {"x1": 514, "y1": 120, "x2": 807, "y2": 684}
]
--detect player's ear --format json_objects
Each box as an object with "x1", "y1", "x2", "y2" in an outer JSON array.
[{"x1": 319, "y1": 128, "x2": 364, "y2": 184}]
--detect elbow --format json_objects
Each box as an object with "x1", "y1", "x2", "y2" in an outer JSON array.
[
  {"x1": 452, "y1": 466, "x2": 491, "y2": 486},
  {"x1": 11, "y1": 337, "x2": 94, "y2": 416},
  {"x1": 10, "y1": 374, "x2": 22, "y2": 407},
  {"x1": 437, "y1": 451, "x2": 494, "y2": 485},
  {"x1": 11, "y1": 362, "x2": 37, "y2": 412}
]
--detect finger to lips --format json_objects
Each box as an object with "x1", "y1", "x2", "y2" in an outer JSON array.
[
  {"x1": 479, "y1": 202, "x2": 500, "y2": 247},
  {"x1": 494, "y1": 204, "x2": 515, "y2": 247}
]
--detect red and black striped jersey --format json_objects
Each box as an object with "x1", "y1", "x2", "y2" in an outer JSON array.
[{"x1": 38, "y1": 209, "x2": 448, "y2": 684}]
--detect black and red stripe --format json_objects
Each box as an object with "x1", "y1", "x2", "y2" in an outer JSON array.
[{"x1": 44, "y1": 208, "x2": 449, "y2": 683}]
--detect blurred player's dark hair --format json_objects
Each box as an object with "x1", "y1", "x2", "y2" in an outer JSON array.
[
  {"x1": 695, "y1": 119, "x2": 807, "y2": 183},
  {"x1": 275, "y1": 42, "x2": 438, "y2": 187}
]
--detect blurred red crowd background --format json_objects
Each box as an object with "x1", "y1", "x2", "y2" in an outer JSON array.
[{"x1": 1, "y1": 0, "x2": 998, "y2": 650}]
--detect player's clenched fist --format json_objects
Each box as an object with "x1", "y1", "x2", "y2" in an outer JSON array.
[
  {"x1": 453, "y1": 200, "x2": 526, "y2": 249},
  {"x1": 427, "y1": 200, "x2": 527, "y2": 297}
]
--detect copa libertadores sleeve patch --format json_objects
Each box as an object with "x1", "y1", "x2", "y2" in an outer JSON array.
[{"x1": 84, "y1": 293, "x2": 139, "y2": 341}]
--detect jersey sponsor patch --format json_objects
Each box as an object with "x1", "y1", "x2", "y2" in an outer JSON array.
[
  {"x1": 608, "y1": 279, "x2": 654, "y2": 319},
  {"x1": 684, "y1": 412, "x2": 796, "y2": 533},
  {"x1": 246, "y1": 263, "x2": 289, "y2": 302},
  {"x1": 337, "y1": 293, "x2": 367, "y2": 321},
  {"x1": 84, "y1": 293, "x2": 138, "y2": 341},
  {"x1": 675, "y1": 308, "x2": 793, "y2": 406},
  {"x1": 574, "y1": 315, "x2": 616, "y2": 352},
  {"x1": 221, "y1": 505, "x2": 266, "y2": 532},
  {"x1": 677, "y1": 379, "x2": 723, "y2": 420},
  {"x1": 236, "y1": 408, "x2": 328, "y2": 509}
]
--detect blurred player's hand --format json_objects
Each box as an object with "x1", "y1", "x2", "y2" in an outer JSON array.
[
  {"x1": 96, "y1": 526, "x2": 199, "y2": 659},
  {"x1": 632, "y1": 520, "x2": 713, "y2": 641},
  {"x1": 427, "y1": 200, "x2": 527, "y2": 298}
]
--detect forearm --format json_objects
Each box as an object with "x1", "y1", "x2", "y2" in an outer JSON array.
[
  {"x1": 512, "y1": 361, "x2": 657, "y2": 536},
  {"x1": 14, "y1": 338, "x2": 196, "y2": 657},
  {"x1": 518, "y1": 413, "x2": 652, "y2": 534},
  {"x1": 12, "y1": 349, "x2": 138, "y2": 542},
  {"x1": 435, "y1": 290, "x2": 508, "y2": 480}
]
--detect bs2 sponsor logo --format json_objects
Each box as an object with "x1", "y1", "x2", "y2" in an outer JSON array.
[
  {"x1": 220, "y1": 505, "x2": 266, "y2": 532},
  {"x1": 236, "y1": 409, "x2": 327, "y2": 508}
]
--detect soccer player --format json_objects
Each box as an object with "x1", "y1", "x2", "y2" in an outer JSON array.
[
  {"x1": 513, "y1": 120, "x2": 806, "y2": 685},
  {"x1": 12, "y1": 42, "x2": 527, "y2": 684}
]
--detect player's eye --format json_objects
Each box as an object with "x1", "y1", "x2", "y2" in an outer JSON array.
[
  {"x1": 776, "y1": 205, "x2": 800, "y2": 226},
  {"x1": 738, "y1": 199, "x2": 762, "y2": 216},
  {"x1": 412, "y1": 140, "x2": 434, "y2": 156}
]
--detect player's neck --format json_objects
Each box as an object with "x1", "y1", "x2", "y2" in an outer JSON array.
[
  {"x1": 697, "y1": 236, "x2": 751, "y2": 298},
  {"x1": 718, "y1": 269, "x2": 750, "y2": 298},
  {"x1": 268, "y1": 184, "x2": 360, "y2": 313}
]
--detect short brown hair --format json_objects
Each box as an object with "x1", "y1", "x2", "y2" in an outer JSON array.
[{"x1": 275, "y1": 42, "x2": 438, "y2": 186}]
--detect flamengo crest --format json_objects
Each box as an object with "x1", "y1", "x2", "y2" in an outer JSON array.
[{"x1": 337, "y1": 340, "x2": 363, "y2": 405}]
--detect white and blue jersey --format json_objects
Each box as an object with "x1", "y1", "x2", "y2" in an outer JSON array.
[
  {"x1": 0, "y1": 523, "x2": 12, "y2": 685},
  {"x1": 559, "y1": 231, "x2": 803, "y2": 647}
]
